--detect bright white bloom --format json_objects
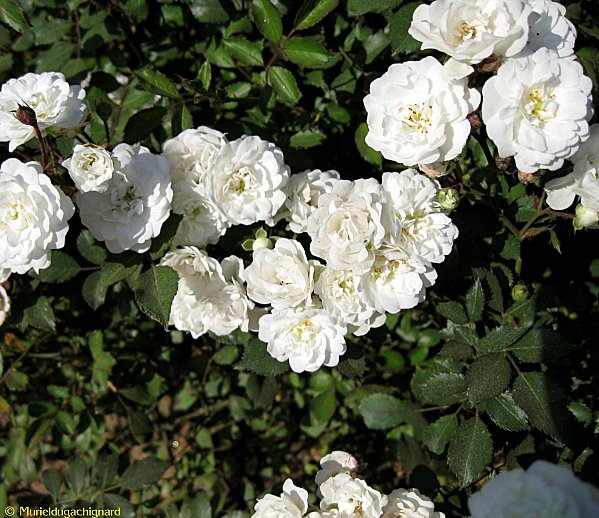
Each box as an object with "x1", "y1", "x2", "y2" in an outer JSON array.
[
  {"x1": 545, "y1": 125, "x2": 599, "y2": 211},
  {"x1": 76, "y1": 144, "x2": 172, "y2": 253},
  {"x1": 409, "y1": 0, "x2": 531, "y2": 77},
  {"x1": 0, "y1": 270, "x2": 10, "y2": 327},
  {"x1": 0, "y1": 72, "x2": 87, "y2": 151},
  {"x1": 574, "y1": 203, "x2": 599, "y2": 230},
  {"x1": 245, "y1": 238, "x2": 319, "y2": 310},
  {"x1": 62, "y1": 144, "x2": 114, "y2": 193},
  {"x1": 469, "y1": 460, "x2": 599, "y2": 518},
  {"x1": 274, "y1": 169, "x2": 340, "y2": 233},
  {"x1": 519, "y1": 0, "x2": 576, "y2": 58},
  {"x1": 307, "y1": 178, "x2": 384, "y2": 273},
  {"x1": 252, "y1": 479, "x2": 308, "y2": 518},
  {"x1": 206, "y1": 135, "x2": 290, "y2": 226},
  {"x1": 320, "y1": 473, "x2": 388, "y2": 518},
  {"x1": 381, "y1": 171, "x2": 458, "y2": 264},
  {"x1": 364, "y1": 57, "x2": 480, "y2": 166},
  {"x1": 363, "y1": 248, "x2": 438, "y2": 314},
  {"x1": 0, "y1": 159, "x2": 75, "y2": 274},
  {"x1": 315, "y1": 451, "x2": 360, "y2": 488},
  {"x1": 307, "y1": 512, "x2": 339, "y2": 518},
  {"x1": 482, "y1": 50, "x2": 593, "y2": 173},
  {"x1": 258, "y1": 306, "x2": 347, "y2": 373},
  {"x1": 382, "y1": 488, "x2": 445, "y2": 518},
  {"x1": 314, "y1": 267, "x2": 385, "y2": 336}
]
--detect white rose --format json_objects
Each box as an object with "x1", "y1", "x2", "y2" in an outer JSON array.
[
  {"x1": 0, "y1": 72, "x2": 87, "y2": 151},
  {"x1": 252, "y1": 479, "x2": 308, "y2": 518},
  {"x1": 482, "y1": 50, "x2": 593, "y2": 173},
  {"x1": 469, "y1": 460, "x2": 599, "y2": 518},
  {"x1": 76, "y1": 144, "x2": 173, "y2": 253},
  {"x1": 363, "y1": 248, "x2": 438, "y2": 314},
  {"x1": 315, "y1": 451, "x2": 360, "y2": 488},
  {"x1": 62, "y1": 144, "x2": 114, "y2": 193},
  {"x1": 320, "y1": 473, "x2": 388, "y2": 518},
  {"x1": 274, "y1": 169, "x2": 340, "y2": 233},
  {"x1": 0, "y1": 159, "x2": 75, "y2": 274},
  {"x1": 382, "y1": 488, "x2": 445, "y2": 518},
  {"x1": 314, "y1": 266, "x2": 385, "y2": 336},
  {"x1": 307, "y1": 178, "x2": 384, "y2": 273},
  {"x1": 518, "y1": 0, "x2": 576, "y2": 58},
  {"x1": 364, "y1": 57, "x2": 480, "y2": 166},
  {"x1": 0, "y1": 270, "x2": 10, "y2": 327},
  {"x1": 409, "y1": 0, "x2": 531, "y2": 77},
  {"x1": 245, "y1": 238, "x2": 319, "y2": 310},
  {"x1": 258, "y1": 306, "x2": 347, "y2": 373},
  {"x1": 206, "y1": 135, "x2": 290, "y2": 225},
  {"x1": 381, "y1": 171, "x2": 458, "y2": 264}
]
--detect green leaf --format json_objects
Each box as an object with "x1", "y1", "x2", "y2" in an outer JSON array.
[
  {"x1": 423, "y1": 414, "x2": 458, "y2": 454},
  {"x1": 294, "y1": 0, "x2": 339, "y2": 31},
  {"x1": 199, "y1": 61, "x2": 212, "y2": 90},
  {"x1": 476, "y1": 326, "x2": 527, "y2": 353},
  {"x1": 252, "y1": 0, "x2": 283, "y2": 45},
  {"x1": 269, "y1": 66, "x2": 301, "y2": 105},
  {"x1": 246, "y1": 374, "x2": 277, "y2": 408},
  {"x1": 290, "y1": 129, "x2": 326, "y2": 148},
  {"x1": 66, "y1": 458, "x2": 87, "y2": 493},
  {"x1": 223, "y1": 37, "x2": 264, "y2": 66},
  {"x1": 480, "y1": 393, "x2": 528, "y2": 431},
  {"x1": 447, "y1": 417, "x2": 493, "y2": 486},
  {"x1": 0, "y1": 0, "x2": 27, "y2": 33},
  {"x1": 42, "y1": 469, "x2": 63, "y2": 500},
  {"x1": 77, "y1": 230, "x2": 108, "y2": 265},
  {"x1": 94, "y1": 452, "x2": 119, "y2": 488},
  {"x1": 437, "y1": 301, "x2": 469, "y2": 325},
  {"x1": 420, "y1": 373, "x2": 466, "y2": 405},
  {"x1": 186, "y1": 493, "x2": 212, "y2": 518},
  {"x1": 136, "y1": 68, "x2": 181, "y2": 98},
  {"x1": 121, "y1": 457, "x2": 168, "y2": 490},
  {"x1": 390, "y1": 2, "x2": 421, "y2": 54},
  {"x1": 336, "y1": 348, "x2": 367, "y2": 378},
  {"x1": 360, "y1": 394, "x2": 410, "y2": 429},
  {"x1": 123, "y1": 106, "x2": 167, "y2": 144},
  {"x1": 466, "y1": 279, "x2": 485, "y2": 322},
  {"x1": 22, "y1": 296, "x2": 56, "y2": 332},
  {"x1": 500, "y1": 234, "x2": 521, "y2": 261},
  {"x1": 188, "y1": 0, "x2": 229, "y2": 24},
  {"x1": 310, "y1": 388, "x2": 337, "y2": 425},
  {"x1": 102, "y1": 493, "x2": 135, "y2": 518},
  {"x1": 56, "y1": 411, "x2": 76, "y2": 435},
  {"x1": 507, "y1": 328, "x2": 569, "y2": 363},
  {"x1": 355, "y1": 122, "x2": 382, "y2": 167},
  {"x1": 36, "y1": 19, "x2": 72, "y2": 45},
  {"x1": 568, "y1": 401, "x2": 593, "y2": 425},
  {"x1": 512, "y1": 371, "x2": 567, "y2": 442},
  {"x1": 237, "y1": 339, "x2": 290, "y2": 376},
  {"x1": 465, "y1": 354, "x2": 511, "y2": 403},
  {"x1": 82, "y1": 262, "x2": 140, "y2": 310},
  {"x1": 37, "y1": 251, "x2": 81, "y2": 284},
  {"x1": 347, "y1": 0, "x2": 402, "y2": 15},
  {"x1": 440, "y1": 341, "x2": 473, "y2": 361},
  {"x1": 284, "y1": 37, "x2": 333, "y2": 68},
  {"x1": 133, "y1": 265, "x2": 179, "y2": 328}
]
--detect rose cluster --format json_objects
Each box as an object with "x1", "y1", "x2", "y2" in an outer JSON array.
[
  {"x1": 364, "y1": 0, "x2": 594, "y2": 215},
  {"x1": 251, "y1": 451, "x2": 444, "y2": 518}
]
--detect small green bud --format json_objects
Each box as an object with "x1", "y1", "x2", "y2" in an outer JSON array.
[
  {"x1": 252, "y1": 236, "x2": 273, "y2": 251},
  {"x1": 438, "y1": 188, "x2": 460, "y2": 211},
  {"x1": 255, "y1": 227, "x2": 268, "y2": 239},
  {"x1": 511, "y1": 283, "x2": 529, "y2": 301},
  {"x1": 573, "y1": 203, "x2": 599, "y2": 230}
]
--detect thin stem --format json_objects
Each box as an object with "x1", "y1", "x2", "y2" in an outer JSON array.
[{"x1": 33, "y1": 125, "x2": 48, "y2": 171}]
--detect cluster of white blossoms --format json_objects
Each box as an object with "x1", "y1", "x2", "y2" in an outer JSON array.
[
  {"x1": 468, "y1": 460, "x2": 599, "y2": 517},
  {"x1": 365, "y1": 0, "x2": 592, "y2": 178},
  {"x1": 251, "y1": 451, "x2": 444, "y2": 518}
]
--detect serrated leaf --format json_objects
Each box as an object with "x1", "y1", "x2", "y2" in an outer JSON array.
[
  {"x1": 310, "y1": 387, "x2": 337, "y2": 425},
  {"x1": 476, "y1": 326, "x2": 527, "y2": 353},
  {"x1": 480, "y1": 393, "x2": 528, "y2": 431},
  {"x1": 121, "y1": 457, "x2": 168, "y2": 490},
  {"x1": 82, "y1": 262, "x2": 140, "y2": 310},
  {"x1": 360, "y1": 394, "x2": 409, "y2": 429},
  {"x1": 390, "y1": 2, "x2": 421, "y2": 54},
  {"x1": 512, "y1": 371, "x2": 567, "y2": 442},
  {"x1": 22, "y1": 296, "x2": 55, "y2": 332},
  {"x1": 420, "y1": 373, "x2": 466, "y2": 405},
  {"x1": 134, "y1": 265, "x2": 179, "y2": 328},
  {"x1": 0, "y1": 0, "x2": 27, "y2": 33},
  {"x1": 290, "y1": 129, "x2": 325, "y2": 148},
  {"x1": 186, "y1": 492, "x2": 212, "y2": 518},
  {"x1": 37, "y1": 251, "x2": 81, "y2": 284},
  {"x1": 347, "y1": 0, "x2": 402, "y2": 15},
  {"x1": 466, "y1": 354, "x2": 512, "y2": 403},
  {"x1": 447, "y1": 417, "x2": 493, "y2": 486},
  {"x1": 237, "y1": 339, "x2": 290, "y2": 376},
  {"x1": 440, "y1": 341, "x2": 473, "y2": 361},
  {"x1": 223, "y1": 37, "x2": 264, "y2": 66},
  {"x1": 66, "y1": 458, "x2": 87, "y2": 493},
  {"x1": 94, "y1": 452, "x2": 119, "y2": 488},
  {"x1": 77, "y1": 230, "x2": 108, "y2": 265},
  {"x1": 484, "y1": 269, "x2": 504, "y2": 312},
  {"x1": 336, "y1": 347, "x2": 366, "y2": 379},
  {"x1": 466, "y1": 278, "x2": 485, "y2": 321},
  {"x1": 252, "y1": 0, "x2": 282, "y2": 45},
  {"x1": 42, "y1": 469, "x2": 62, "y2": 500},
  {"x1": 284, "y1": 37, "x2": 333, "y2": 68},
  {"x1": 568, "y1": 401, "x2": 593, "y2": 425},
  {"x1": 102, "y1": 493, "x2": 135, "y2": 518},
  {"x1": 507, "y1": 328, "x2": 569, "y2": 363},
  {"x1": 136, "y1": 68, "x2": 180, "y2": 98},
  {"x1": 189, "y1": 0, "x2": 229, "y2": 24},
  {"x1": 123, "y1": 106, "x2": 167, "y2": 144},
  {"x1": 423, "y1": 414, "x2": 458, "y2": 454},
  {"x1": 437, "y1": 301, "x2": 469, "y2": 325},
  {"x1": 246, "y1": 374, "x2": 277, "y2": 408},
  {"x1": 294, "y1": 0, "x2": 339, "y2": 31},
  {"x1": 355, "y1": 122, "x2": 382, "y2": 167},
  {"x1": 269, "y1": 66, "x2": 301, "y2": 104}
]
